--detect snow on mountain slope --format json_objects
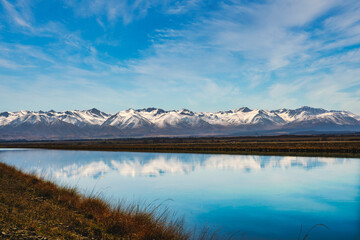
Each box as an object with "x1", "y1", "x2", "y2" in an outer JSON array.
[
  {"x1": 273, "y1": 107, "x2": 359, "y2": 126},
  {"x1": 0, "y1": 108, "x2": 109, "y2": 127},
  {"x1": 103, "y1": 109, "x2": 153, "y2": 129},
  {"x1": 140, "y1": 108, "x2": 209, "y2": 128},
  {"x1": 0, "y1": 106, "x2": 359, "y2": 140},
  {"x1": 200, "y1": 108, "x2": 285, "y2": 126},
  {"x1": 274, "y1": 107, "x2": 332, "y2": 122},
  {"x1": 103, "y1": 108, "x2": 210, "y2": 130},
  {"x1": 54, "y1": 108, "x2": 110, "y2": 126},
  {"x1": 0, "y1": 110, "x2": 59, "y2": 126}
]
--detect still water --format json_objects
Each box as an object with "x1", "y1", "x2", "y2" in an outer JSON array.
[{"x1": 0, "y1": 149, "x2": 359, "y2": 239}]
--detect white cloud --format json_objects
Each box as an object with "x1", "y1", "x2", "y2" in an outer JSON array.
[
  {"x1": 111, "y1": 0, "x2": 360, "y2": 112},
  {"x1": 165, "y1": 0, "x2": 201, "y2": 15},
  {"x1": 66, "y1": 0, "x2": 201, "y2": 26},
  {"x1": 323, "y1": 3, "x2": 360, "y2": 35},
  {"x1": 0, "y1": 58, "x2": 33, "y2": 69},
  {"x1": 1, "y1": 0, "x2": 32, "y2": 28},
  {"x1": 0, "y1": 0, "x2": 359, "y2": 113}
]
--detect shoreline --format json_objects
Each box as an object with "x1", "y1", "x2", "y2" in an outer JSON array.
[
  {"x1": 1, "y1": 137, "x2": 357, "y2": 239},
  {"x1": 0, "y1": 162, "x2": 191, "y2": 239},
  {"x1": 1, "y1": 134, "x2": 359, "y2": 158}
]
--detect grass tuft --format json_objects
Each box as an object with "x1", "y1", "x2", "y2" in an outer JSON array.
[
  {"x1": 0, "y1": 161, "x2": 329, "y2": 239},
  {"x1": 0, "y1": 161, "x2": 244, "y2": 239},
  {"x1": 297, "y1": 223, "x2": 329, "y2": 240},
  {"x1": 0, "y1": 162, "x2": 193, "y2": 239}
]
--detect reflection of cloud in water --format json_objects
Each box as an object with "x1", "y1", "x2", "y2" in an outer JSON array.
[
  {"x1": 51, "y1": 155, "x2": 346, "y2": 179},
  {"x1": 111, "y1": 157, "x2": 194, "y2": 177},
  {"x1": 53, "y1": 161, "x2": 112, "y2": 179}
]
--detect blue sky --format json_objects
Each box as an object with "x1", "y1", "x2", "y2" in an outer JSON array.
[{"x1": 0, "y1": 0, "x2": 359, "y2": 113}]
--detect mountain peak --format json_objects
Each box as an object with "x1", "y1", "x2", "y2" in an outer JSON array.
[
  {"x1": 298, "y1": 106, "x2": 317, "y2": 110},
  {"x1": 0, "y1": 107, "x2": 359, "y2": 140},
  {"x1": 177, "y1": 109, "x2": 195, "y2": 117},
  {"x1": 0, "y1": 112, "x2": 9, "y2": 117},
  {"x1": 296, "y1": 106, "x2": 327, "y2": 114},
  {"x1": 87, "y1": 108, "x2": 102, "y2": 115},
  {"x1": 235, "y1": 107, "x2": 252, "y2": 113},
  {"x1": 138, "y1": 107, "x2": 166, "y2": 114}
]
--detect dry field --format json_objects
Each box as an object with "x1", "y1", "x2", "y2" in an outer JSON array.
[{"x1": 1, "y1": 134, "x2": 359, "y2": 157}]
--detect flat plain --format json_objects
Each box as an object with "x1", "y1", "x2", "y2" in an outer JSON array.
[{"x1": 1, "y1": 134, "x2": 359, "y2": 157}]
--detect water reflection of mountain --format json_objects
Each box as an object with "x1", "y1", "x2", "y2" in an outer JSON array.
[
  {"x1": 52, "y1": 155, "x2": 345, "y2": 179},
  {"x1": 0, "y1": 149, "x2": 347, "y2": 179}
]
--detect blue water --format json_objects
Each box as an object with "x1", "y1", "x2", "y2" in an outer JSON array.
[{"x1": 0, "y1": 149, "x2": 359, "y2": 239}]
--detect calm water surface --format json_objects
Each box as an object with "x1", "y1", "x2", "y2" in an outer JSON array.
[{"x1": 0, "y1": 149, "x2": 359, "y2": 239}]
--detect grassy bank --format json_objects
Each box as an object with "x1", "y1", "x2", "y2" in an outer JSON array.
[
  {"x1": 0, "y1": 162, "x2": 190, "y2": 239},
  {"x1": 1, "y1": 134, "x2": 360, "y2": 158}
]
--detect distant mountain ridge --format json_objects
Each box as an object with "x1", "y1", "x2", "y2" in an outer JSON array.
[{"x1": 0, "y1": 106, "x2": 359, "y2": 140}]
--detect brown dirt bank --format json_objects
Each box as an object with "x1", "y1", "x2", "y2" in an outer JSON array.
[{"x1": 0, "y1": 162, "x2": 190, "y2": 240}]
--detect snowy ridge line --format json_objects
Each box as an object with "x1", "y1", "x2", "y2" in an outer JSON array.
[
  {"x1": 0, "y1": 106, "x2": 359, "y2": 128},
  {"x1": 0, "y1": 106, "x2": 359, "y2": 140}
]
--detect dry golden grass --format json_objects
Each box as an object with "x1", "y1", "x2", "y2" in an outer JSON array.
[
  {"x1": 0, "y1": 156, "x2": 332, "y2": 239},
  {"x1": 0, "y1": 162, "x2": 193, "y2": 239},
  {"x1": 0, "y1": 162, "x2": 241, "y2": 239}
]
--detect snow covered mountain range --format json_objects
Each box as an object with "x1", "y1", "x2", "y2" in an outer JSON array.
[{"x1": 0, "y1": 106, "x2": 359, "y2": 140}]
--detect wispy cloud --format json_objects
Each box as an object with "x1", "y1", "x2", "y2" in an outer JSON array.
[
  {"x1": 1, "y1": 0, "x2": 32, "y2": 28},
  {"x1": 0, "y1": 58, "x2": 33, "y2": 69},
  {"x1": 0, "y1": 0, "x2": 359, "y2": 113},
  {"x1": 166, "y1": 0, "x2": 201, "y2": 15},
  {"x1": 111, "y1": 0, "x2": 360, "y2": 112},
  {"x1": 65, "y1": 0, "x2": 201, "y2": 26}
]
